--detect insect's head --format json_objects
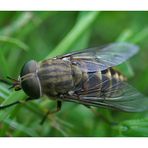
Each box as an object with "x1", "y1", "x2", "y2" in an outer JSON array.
[
  {"x1": 6, "y1": 60, "x2": 42, "y2": 99},
  {"x1": 19, "y1": 60, "x2": 42, "y2": 98}
]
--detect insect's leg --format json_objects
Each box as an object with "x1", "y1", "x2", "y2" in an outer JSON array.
[
  {"x1": 40, "y1": 101, "x2": 62, "y2": 125},
  {"x1": 0, "y1": 97, "x2": 37, "y2": 110}
]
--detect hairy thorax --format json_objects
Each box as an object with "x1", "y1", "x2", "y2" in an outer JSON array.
[{"x1": 37, "y1": 59, "x2": 82, "y2": 97}]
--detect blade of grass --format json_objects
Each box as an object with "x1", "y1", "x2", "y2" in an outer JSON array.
[
  {"x1": 46, "y1": 12, "x2": 100, "y2": 59},
  {"x1": 0, "y1": 36, "x2": 29, "y2": 51},
  {"x1": 17, "y1": 12, "x2": 56, "y2": 38},
  {"x1": 0, "y1": 85, "x2": 10, "y2": 99},
  {"x1": 130, "y1": 27, "x2": 148, "y2": 44},
  {"x1": 4, "y1": 118, "x2": 39, "y2": 136},
  {"x1": 116, "y1": 28, "x2": 135, "y2": 77},
  {"x1": 0, "y1": 91, "x2": 26, "y2": 121},
  {"x1": 0, "y1": 49, "x2": 9, "y2": 77},
  {"x1": 116, "y1": 26, "x2": 148, "y2": 78},
  {"x1": 117, "y1": 26, "x2": 148, "y2": 44},
  {"x1": 71, "y1": 12, "x2": 92, "y2": 49},
  {"x1": 116, "y1": 29, "x2": 134, "y2": 42},
  {"x1": 0, "y1": 12, "x2": 33, "y2": 36}
]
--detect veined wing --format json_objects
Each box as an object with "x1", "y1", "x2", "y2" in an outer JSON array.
[
  {"x1": 60, "y1": 42, "x2": 139, "y2": 72},
  {"x1": 78, "y1": 82, "x2": 148, "y2": 112},
  {"x1": 62, "y1": 78, "x2": 148, "y2": 112}
]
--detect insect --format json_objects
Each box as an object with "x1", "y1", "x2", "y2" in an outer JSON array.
[{"x1": 0, "y1": 42, "x2": 148, "y2": 123}]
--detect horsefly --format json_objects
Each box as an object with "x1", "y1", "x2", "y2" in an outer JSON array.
[{"x1": 1, "y1": 42, "x2": 148, "y2": 124}]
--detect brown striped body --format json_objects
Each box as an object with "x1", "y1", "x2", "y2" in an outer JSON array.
[
  {"x1": 37, "y1": 58, "x2": 126, "y2": 99},
  {"x1": 7, "y1": 43, "x2": 143, "y2": 113}
]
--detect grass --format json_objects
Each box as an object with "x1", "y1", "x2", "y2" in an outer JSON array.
[{"x1": 0, "y1": 11, "x2": 148, "y2": 137}]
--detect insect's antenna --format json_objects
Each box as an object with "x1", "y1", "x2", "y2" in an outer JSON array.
[
  {"x1": 6, "y1": 76, "x2": 18, "y2": 82},
  {"x1": 6, "y1": 76, "x2": 21, "y2": 91},
  {"x1": 0, "y1": 76, "x2": 19, "y2": 87}
]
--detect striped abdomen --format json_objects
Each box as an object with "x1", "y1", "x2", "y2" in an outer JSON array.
[{"x1": 75, "y1": 68, "x2": 126, "y2": 98}]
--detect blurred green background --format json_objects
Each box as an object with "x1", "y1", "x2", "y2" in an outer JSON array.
[{"x1": 0, "y1": 11, "x2": 148, "y2": 137}]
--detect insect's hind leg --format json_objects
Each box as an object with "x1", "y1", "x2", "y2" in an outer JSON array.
[{"x1": 40, "y1": 101, "x2": 62, "y2": 125}]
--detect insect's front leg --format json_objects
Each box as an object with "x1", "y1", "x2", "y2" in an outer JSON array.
[{"x1": 40, "y1": 101, "x2": 62, "y2": 125}]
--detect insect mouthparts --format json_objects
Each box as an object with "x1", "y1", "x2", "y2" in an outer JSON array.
[{"x1": 6, "y1": 76, "x2": 21, "y2": 91}]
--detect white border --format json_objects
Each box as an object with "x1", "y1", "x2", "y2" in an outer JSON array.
[
  {"x1": 0, "y1": 138, "x2": 148, "y2": 148},
  {"x1": 0, "y1": 0, "x2": 148, "y2": 148},
  {"x1": 0, "y1": 0, "x2": 148, "y2": 10}
]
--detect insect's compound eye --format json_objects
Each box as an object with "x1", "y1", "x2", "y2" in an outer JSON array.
[
  {"x1": 20, "y1": 60, "x2": 38, "y2": 77},
  {"x1": 20, "y1": 60, "x2": 42, "y2": 98}
]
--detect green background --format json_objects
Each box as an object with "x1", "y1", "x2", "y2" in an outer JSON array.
[{"x1": 0, "y1": 11, "x2": 148, "y2": 137}]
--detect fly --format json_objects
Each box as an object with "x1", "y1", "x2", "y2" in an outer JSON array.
[{"x1": 0, "y1": 42, "x2": 148, "y2": 124}]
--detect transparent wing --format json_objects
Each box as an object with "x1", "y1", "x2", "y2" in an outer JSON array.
[
  {"x1": 62, "y1": 78, "x2": 148, "y2": 112},
  {"x1": 60, "y1": 42, "x2": 139, "y2": 72},
  {"x1": 79, "y1": 82, "x2": 148, "y2": 112}
]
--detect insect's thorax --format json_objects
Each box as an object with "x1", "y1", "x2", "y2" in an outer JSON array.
[{"x1": 37, "y1": 59, "x2": 82, "y2": 97}]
